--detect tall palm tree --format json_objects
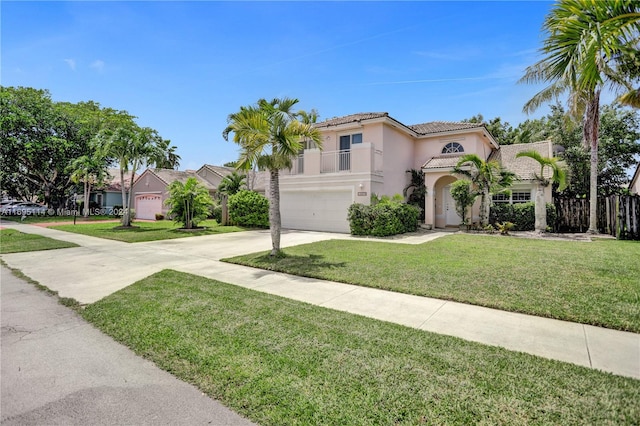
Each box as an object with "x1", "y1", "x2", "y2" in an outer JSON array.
[
  {"x1": 97, "y1": 121, "x2": 162, "y2": 227},
  {"x1": 520, "y1": 0, "x2": 640, "y2": 233},
  {"x1": 223, "y1": 98, "x2": 322, "y2": 256},
  {"x1": 516, "y1": 150, "x2": 567, "y2": 232},
  {"x1": 151, "y1": 138, "x2": 181, "y2": 169},
  {"x1": 453, "y1": 154, "x2": 515, "y2": 226}
]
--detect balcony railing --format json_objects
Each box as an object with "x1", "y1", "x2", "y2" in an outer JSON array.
[{"x1": 321, "y1": 150, "x2": 351, "y2": 173}]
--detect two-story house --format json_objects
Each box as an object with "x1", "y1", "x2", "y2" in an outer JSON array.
[{"x1": 278, "y1": 112, "x2": 553, "y2": 233}]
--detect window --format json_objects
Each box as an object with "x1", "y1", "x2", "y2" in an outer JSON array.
[
  {"x1": 442, "y1": 142, "x2": 464, "y2": 154},
  {"x1": 492, "y1": 191, "x2": 531, "y2": 204},
  {"x1": 492, "y1": 193, "x2": 509, "y2": 203},
  {"x1": 512, "y1": 192, "x2": 531, "y2": 203},
  {"x1": 339, "y1": 133, "x2": 362, "y2": 150}
]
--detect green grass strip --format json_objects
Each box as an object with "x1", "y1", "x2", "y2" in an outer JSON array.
[
  {"x1": 0, "y1": 229, "x2": 78, "y2": 253},
  {"x1": 51, "y1": 219, "x2": 245, "y2": 243},
  {"x1": 224, "y1": 235, "x2": 640, "y2": 333},
  {"x1": 83, "y1": 270, "x2": 639, "y2": 425}
]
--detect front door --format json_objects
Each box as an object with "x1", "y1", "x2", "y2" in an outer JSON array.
[{"x1": 443, "y1": 185, "x2": 459, "y2": 226}]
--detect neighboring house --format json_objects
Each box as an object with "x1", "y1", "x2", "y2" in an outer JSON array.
[
  {"x1": 90, "y1": 169, "x2": 138, "y2": 211},
  {"x1": 629, "y1": 163, "x2": 640, "y2": 195},
  {"x1": 131, "y1": 169, "x2": 218, "y2": 220},
  {"x1": 278, "y1": 112, "x2": 555, "y2": 233},
  {"x1": 129, "y1": 165, "x2": 268, "y2": 220}
]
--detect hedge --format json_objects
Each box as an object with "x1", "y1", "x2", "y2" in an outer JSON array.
[
  {"x1": 228, "y1": 190, "x2": 269, "y2": 228},
  {"x1": 348, "y1": 201, "x2": 420, "y2": 237},
  {"x1": 490, "y1": 202, "x2": 557, "y2": 231}
]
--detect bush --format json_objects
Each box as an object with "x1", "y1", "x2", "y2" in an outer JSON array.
[
  {"x1": 490, "y1": 202, "x2": 557, "y2": 231},
  {"x1": 228, "y1": 190, "x2": 269, "y2": 228},
  {"x1": 348, "y1": 198, "x2": 419, "y2": 237},
  {"x1": 165, "y1": 177, "x2": 214, "y2": 229},
  {"x1": 210, "y1": 202, "x2": 222, "y2": 223},
  {"x1": 155, "y1": 213, "x2": 165, "y2": 221}
]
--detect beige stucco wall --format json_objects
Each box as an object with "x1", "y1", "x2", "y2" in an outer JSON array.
[
  {"x1": 131, "y1": 172, "x2": 168, "y2": 216},
  {"x1": 380, "y1": 124, "x2": 415, "y2": 197}
]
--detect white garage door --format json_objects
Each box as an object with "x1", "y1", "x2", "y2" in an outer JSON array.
[
  {"x1": 280, "y1": 191, "x2": 352, "y2": 233},
  {"x1": 135, "y1": 194, "x2": 162, "y2": 220}
]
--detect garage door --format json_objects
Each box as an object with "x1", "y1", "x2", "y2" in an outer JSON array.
[
  {"x1": 135, "y1": 194, "x2": 162, "y2": 220},
  {"x1": 280, "y1": 191, "x2": 352, "y2": 233}
]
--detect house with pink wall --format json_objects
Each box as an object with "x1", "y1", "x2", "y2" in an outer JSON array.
[
  {"x1": 278, "y1": 112, "x2": 555, "y2": 233},
  {"x1": 630, "y1": 164, "x2": 640, "y2": 195}
]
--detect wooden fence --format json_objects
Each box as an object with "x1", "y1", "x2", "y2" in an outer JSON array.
[{"x1": 554, "y1": 195, "x2": 640, "y2": 240}]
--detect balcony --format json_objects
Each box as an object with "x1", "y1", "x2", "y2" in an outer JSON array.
[{"x1": 288, "y1": 144, "x2": 383, "y2": 175}]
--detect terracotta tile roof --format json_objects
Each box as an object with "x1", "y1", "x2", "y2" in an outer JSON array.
[
  {"x1": 315, "y1": 112, "x2": 389, "y2": 128},
  {"x1": 422, "y1": 155, "x2": 466, "y2": 169},
  {"x1": 493, "y1": 140, "x2": 553, "y2": 180},
  {"x1": 150, "y1": 169, "x2": 217, "y2": 190},
  {"x1": 408, "y1": 121, "x2": 484, "y2": 135}
]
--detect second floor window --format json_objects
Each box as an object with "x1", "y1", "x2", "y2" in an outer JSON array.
[
  {"x1": 442, "y1": 142, "x2": 464, "y2": 154},
  {"x1": 339, "y1": 133, "x2": 363, "y2": 151}
]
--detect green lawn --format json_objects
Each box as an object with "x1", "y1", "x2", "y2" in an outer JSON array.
[
  {"x1": 83, "y1": 270, "x2": 639, "y2": 426},
  {"x1": 50, "y1": 220, "x2": 245, "y2": 243},
  {"x1": 0, "y1": 229, "x2": 78, "y2": 253},
  {"x1": 224, "y1": 234, "x2": 640, "y2": 333}
]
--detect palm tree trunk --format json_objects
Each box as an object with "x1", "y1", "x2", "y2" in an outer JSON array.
[
  {"x1": 83, "y1": 180, "x2": 90, "y2": 218},
  {"x1": 124, "y1": 168, "x2": 136, "y2": 227},
  {"x1": 480, "y1": 189, "x2": 490, "y2": 226},
  {"x1": 534, "y1": 183, "x2": 547, "y2": 232},
  {"x1": 120, "y1": 167, "x2": 128, "y2": 226},
  {"x1": 585, "y1": 91, "x2": 600, "y2": 234},
  {"x1": 269, "y1": 168, "x2": 281, "y2": 256}
]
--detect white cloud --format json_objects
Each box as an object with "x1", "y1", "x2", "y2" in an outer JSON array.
[
  {"x1": 64, "y1": 58, "x2": 76, "y2": 70},
  {"x1": 90, "y1": 59, "x2": 105, "y2": 72}
]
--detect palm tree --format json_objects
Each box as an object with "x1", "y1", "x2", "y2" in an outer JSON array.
[
  {"x1": 223, "y1": 98, "x2": 322, "y2": 256},
  {"x1": 68, "y1": 153, "x2": 107, "y2": 218},
  {"x1": 165, "y1": 177, "x2": 213, "y2": 229},
  {"x1": 520, "y1": 0, "x2": 640, "y2": 233},
  {"x1": 97, "y1": 121, "x2": 162, "y2": 227},
  {"x1": 516, "y1": 150, "x2": 567, "y2": 232},
  {"x1": 403, "y1": 169, "x2": 426, "y2": 220},
  {"x1": 453, "y1": 154, "x2": 515, "y2": 226},
  {"x1": 151, "y1": 138, "x2": 181, "y2": 169},
  {"x1": 217, "y1": 171, "x2": 246, "y2": 197}
]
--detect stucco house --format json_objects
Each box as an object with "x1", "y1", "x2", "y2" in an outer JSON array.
[
  {"x1": 89, "y1": 169, "x2": 138, "y2": 212},
  {"x1": 629, "y1": 164, "x2": 640, "y2": 195},
  {"x1": 277, "y1": 112, "x2": 556, "y2": 233},
  {"x1": 130, "y1": 165, "x2": 268, "y2": 220},
  {"x1": 131, "y1": 168, "x2": 219, "y2": 220}
]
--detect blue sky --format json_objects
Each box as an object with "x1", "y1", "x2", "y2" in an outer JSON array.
[{"x1": 3, "y1": 1, "x2": 561, "y2": 170}]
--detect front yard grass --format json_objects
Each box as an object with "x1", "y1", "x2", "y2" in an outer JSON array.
[
  {"x1": 224, "y1": 234, "x2": 640, "y2": 333},
  {"x1": 83, "y1": 270, "x2": 639, "y2": 426},
  {"x1": 0, "y1": 229, "x2": 78, "y2": 253},
  {"x1": 50, "y1": 220, "x2": 245, "y2": 243}
]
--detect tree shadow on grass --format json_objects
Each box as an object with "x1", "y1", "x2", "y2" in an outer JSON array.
[{"x1": 249, "y1": 253, "x2": 347, "y2": 278}]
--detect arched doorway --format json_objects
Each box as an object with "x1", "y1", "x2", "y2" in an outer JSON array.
[{"x1": 433, "y1": 175, "x2": 458, "y2": 228}]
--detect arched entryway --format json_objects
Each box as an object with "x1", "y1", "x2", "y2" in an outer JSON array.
[{"x1": 433, "y1": 175, "x2": 459, "y2": 228}]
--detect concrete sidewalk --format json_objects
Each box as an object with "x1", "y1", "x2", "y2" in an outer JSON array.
[
  {"x1": 1, "y1": 221, "x2": 638, "y2": 380},
  {"x1": 0, "y1": 266, "x2": 255, "y2": 425}
]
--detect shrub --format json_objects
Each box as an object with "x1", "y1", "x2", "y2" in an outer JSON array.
[
  {"x1": 450, "y1": 180, "x2": 477, "y2": 225},
  {"x1": 155, "y1": 213, "x2": 165, "y2": 221},
  {"x1": 490, "y1": 202, "x2": 557, "y2": 231},
  {"x1": 228, "y1": 190, "x2": 269, "y2": 228},
  {"x1": 165, "y1": 177, "x2": 214, "y2": 229},
  {"x1": 210, "y1": 202, "x2": 222, "y2": 223},
  {"x1": 348, "y1": 197, "x2": 419, "y2": 237}
]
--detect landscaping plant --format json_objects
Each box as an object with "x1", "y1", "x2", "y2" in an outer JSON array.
[
  {"x1": 228, "y1": 190, "x2": 269, "y2": 228},
  {"x1": 449, "y1": 179, "x2": 476, "y2": 227},
  {"x1": 165, "y1": 177, "x2": 214, "y2": 229}
]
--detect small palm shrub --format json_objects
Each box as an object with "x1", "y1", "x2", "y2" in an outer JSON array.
[
  {"x1": 228, "y1": 190, "x2": 269, "y2": 228},
  {"x1": 450, "y1": 180, "x2": 477, "y2": 226},
  {"x1": 165, "y1": 177, "x2": 214, "y2": 229}
]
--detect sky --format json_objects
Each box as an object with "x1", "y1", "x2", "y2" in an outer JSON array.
[{"x1": 2, "y1": 1, "x2": 566, "y2": 171}]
